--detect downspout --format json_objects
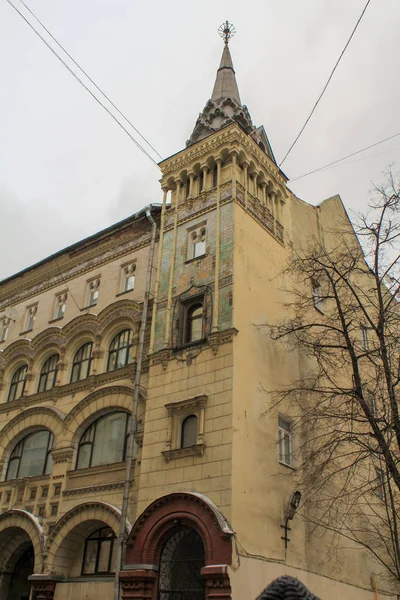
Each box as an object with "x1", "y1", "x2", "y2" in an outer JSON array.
[{"x1": 114, "y1": 206, "x2": 157, "y2": 600}]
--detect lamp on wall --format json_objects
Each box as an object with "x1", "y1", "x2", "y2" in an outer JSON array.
[{"x1": 281, "y1": 491, "x2": 302, "y2": 549}]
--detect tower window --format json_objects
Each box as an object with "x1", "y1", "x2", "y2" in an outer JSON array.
[
  {"x1": 181, "y1": 415, "x2": 198, "y2": 448},
  {"x1": 188, "y1": 225, "x2": 206, "y2": 260},
  {"x1": 184, "y1": 303, "x2": 204, "y2": 344}
]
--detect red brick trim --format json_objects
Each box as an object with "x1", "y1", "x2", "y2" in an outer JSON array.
[{"x1": 120, "y1": 492, "x2": 232, "y2": 600}]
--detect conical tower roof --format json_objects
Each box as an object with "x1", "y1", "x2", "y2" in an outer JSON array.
[{"x1": 186, "y1": 23, "x2": 276, "y2": 164}]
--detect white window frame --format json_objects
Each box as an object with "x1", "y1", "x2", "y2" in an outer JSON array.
[
  {"x1": 312, "y1": 281, "x2": 324, "y2": 313},
  {"x1": 53, "y1": 292, "x2": 67, "y2": 320},
  {"x1": 278, "y1": 416, "x2": 293, "y2": 467},
  {"x1": 187, "y1": 224, "x2": 207, "y2": 260},
  {"x1": 120, "y1": 262, "x2": 136, "y2": 293},
  {"x1": 24, "y1": 304, "x2": 37, "y2": 332},
  {"x1": 85, "y1": 278, "x2": 100, "y2": 308}
]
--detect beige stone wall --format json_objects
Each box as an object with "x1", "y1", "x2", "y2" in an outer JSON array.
[{"x1": 137, "y1": 344, "x2": 233, "y2": 519}]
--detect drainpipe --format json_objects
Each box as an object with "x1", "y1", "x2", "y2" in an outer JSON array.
[{"x1": 114, "y1": 206, "x2": 157, "y2": 600}]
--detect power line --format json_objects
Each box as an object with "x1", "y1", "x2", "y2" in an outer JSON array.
[
  {"x1": 17, "y1": 0, "x2": 163, "y2": 161},
  {"x1": 288, "y1": 132, "x2": 400, "y2": 183},
  {"x1": 5, "y1": 0, "x2": 161, "y2": 167},
  {"x1": 279, "y1": 0, "x2": 372, "y2": 167}
]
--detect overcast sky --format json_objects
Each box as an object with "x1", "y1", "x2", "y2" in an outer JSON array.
[{"x1": 1, "y1": 0, "x2": 399, "y2": 280}]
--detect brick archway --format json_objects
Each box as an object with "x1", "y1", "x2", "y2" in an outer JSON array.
[{"x1": 120, "y1": 492, "x2": 233, "y2": 600}]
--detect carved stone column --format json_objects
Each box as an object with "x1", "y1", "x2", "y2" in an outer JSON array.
[{"x1": 188, "y1": 172, "x2": 195, "y2": 198}]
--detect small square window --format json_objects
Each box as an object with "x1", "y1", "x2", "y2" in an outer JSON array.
[
  {"x1": 188, "y1": 225, "x2": 207, "y2": 260},
  {"x1": 120, "y1": 263, "x2": 136, "y2": 293},
  {"x1": 41, "y1": 487, "x2": 49, "y2": 498},
  {"x1": 53, "y1": 484, "x2": 61, "y2": 496},
  {"x1": 50, "y1": 503, "x2": 58, "y2": 517},
  {"x1": 312, "y1": 282, "x2": 324, "y2": 313},
  {"x1": 278, "y1": 417, "x2": 293, "y2": 467},
  {"x1": 38, "y1": 506, "x2": 46, "y2": 518},
  {"x1": 53, "y1": 292, "x2": 67, "y2": 320},
  {"x1": 6, "y1": 491, "x2": 11, "y2": 503},
  {"x1": 24, "y1": 304, "x2": 37, "y2": 332},
  {"x1": 30, "y1": 488, "x2": 37, "y2": 500},
  {"x1": 85, "y1": 279, "x2": 100, "y2": 308},
  {"x1": 0, "y1": 317, "x2": 10, "y2": 343}
]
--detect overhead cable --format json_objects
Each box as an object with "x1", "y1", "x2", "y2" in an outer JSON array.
[
  {"x1": 279, "y1": 0, "x2": 372, "y2": 167},
  {"x1": 288, "y1": 132, "x2": 400, "y2": 183},
  {"x1": 6, "y1": 0, "x2": 161, "y2": 167}
]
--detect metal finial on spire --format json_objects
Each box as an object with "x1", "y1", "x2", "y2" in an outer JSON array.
[{"x1": 218, "y1": 21, "x2": 236, "y2": 45}]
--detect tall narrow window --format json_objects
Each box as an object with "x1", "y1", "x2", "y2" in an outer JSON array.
[
  {"x1": 82, "y1": 527, "x2": 116, "y2": 575},
  {"x1": 70, "y1": 342, "x2": 93, "y2": 382},
  {"x1": 53, "y1": 293, "x2": 67, "y2": 320},
  {"x1": 107, "y1": 329, "x2": 134, "y2": 371},
  {"x1": 8, "y1": 365, "x2": 28, "y2": 402},
  {"x1": 6, "y1": 430, "x2": 54, "y2": 480},
  {"x1": 374, "y1": 467, "x2": 385, "y2": 499},
  {"x1": 76, "y1": 412, "x2": 129, "y2": 469},
  {"x1": 0, "y1": 318, "x2": 9, "y2": 343},
  {"x1": 158, "y1": 529, "x2": 205, "y2": 600},
  {"x1": 38, "y1": 354, "x2": 59, "y2": 392},
  {"x1": 360, "y1": 326, "x2": 370, "y2": 350},
  {"x1": 120, "y1": 263, "x2": 136, "y2": 293},
  {"x1": 312, "y1": 282, "x2": 324, "y2": 313},
  {"x1": 85, "y1": 279, "x2": 100, "y2": 308},
  {"x1": 199, "y1": 171, "x2": 204, "y2": 192},
  {"x1": 188, "y1": 225, "x2": 207, "y2": 260},
  {"x1": 185, "y1": 303, "x2": 204, "y2": 344},
  {"x1": 24, "y1": 305, "x2": 37, "y2": 332},
  {"x1": 212, "y1": 164, "x2": 218, "y2": 188},
  {"x1": 181, "y1": 415, "x2": 198, "y2": 448},
  {"x1": 278, "y1": 417, "x2": 293, "y2": 467}
]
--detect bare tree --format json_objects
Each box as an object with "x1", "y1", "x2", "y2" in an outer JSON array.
[{"x1": 267, "y1": 170, "x2": 400, "y2": 584}]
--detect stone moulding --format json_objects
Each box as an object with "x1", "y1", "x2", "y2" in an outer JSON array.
[
  {"x1": 62, "y1": 480, "x2": 126, "y2": 496},
  {"x1": 162, "y1": 443, "x2": 205, "y2": 462}
]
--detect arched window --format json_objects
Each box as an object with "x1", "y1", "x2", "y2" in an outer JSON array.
[
  {"x1": 107, "y1": 329, "x2": 134, "y2": 371},
  {"x1": 8, "y1": 365, "x2": 28, "y2": 402},
  {"x1": 76, "y1": 412, "x2": 129, "y2": 469},
  {"x1": 70, "y1": 342, "x2": 93, "y2": 383},
  {"x1": 6, "y1": 430, "x2": 54, "y2": 480},
  {"x1": 38, "y1": 354, "x2": 59, "y2": 392},
  {"x1": 185, "y1": 304, "x2": 203, "y2": 344},
  {"x1": 158, "y1": 528, "x2": 205, "y2": 600},
  {"x1": 82, "y1": 527, "x2": 116, "y2": 575},
  {"x1": 181, "y1": 415, "x2": 198, "y2": 448}
]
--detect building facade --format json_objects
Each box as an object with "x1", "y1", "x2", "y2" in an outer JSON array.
[{"x1": 0, "y1": 31, "x2": 397, "y2": 600}]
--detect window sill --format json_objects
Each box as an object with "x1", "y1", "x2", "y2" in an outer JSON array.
[
  {"x1": 116, "y1": 289, "x2": 134, "y2": 297},
  {"x1": 80, "y1": 304, "x2": 98, "y2": 312},
  {"x1": 48, "y1": 316, "x2": 65, "y2": 324},
  {"x1": 162, "y1": 444, "x2": 205, "y2": 463},
  {"x1": 279, "y1": 460, "x2": 296, "y2": 471},
  {"x1": 174, "y1": 338, "x2": 207, "y2": 352},
  {"x1": 19, "y1": 329, "x2": 33, "y2": 336},
  {"x1": 185, "y1": 254, "x2": 207, "y2": 265}
]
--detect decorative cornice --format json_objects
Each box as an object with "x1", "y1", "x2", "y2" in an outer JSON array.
[
  {"x1": 62, "y1": 480, "x2": 126, "y2": 496},
  {"x1": 51, "y1": 447, "x2": 74, "y2": 464},
  {"x1": 165, "y1": 395, "x2": 207, "y2": 414}
]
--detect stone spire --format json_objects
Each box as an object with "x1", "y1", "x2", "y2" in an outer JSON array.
[{"x1": 186, "y1": 22, "x2": 276, "y2": 164}]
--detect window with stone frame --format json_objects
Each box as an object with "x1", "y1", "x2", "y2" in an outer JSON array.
[
  {"x1": 53, "y1": 292, "x2": 67, "y2": 320},
  {"x1": 85, "y1": 278, "x2": 100, "y2": 308},
  {"x1": 24, "y1": 304, "x2": 37, "y2": 332},
  {"x1": 187, "y1": 224, "x2": 207, "y2": 260},
  {"x1": 38, "y1": 354, "x2": 59, "y2": 392},
  {"x1": 107, "y1": 329, "x2": 134, "y2": 371},
  {"x1": 70, "y1": 342, "x2": 93, "y2": 382},
  {"x1": 163, "y1": 396, "x2": 207, "y2": 462},
  {"x1": 6, "y1": 430, "x2": 54, "y2": 480},
  {"x1": 120, "y1": 262, "x2": 136, "y2": 293},
  {"x1": 0, "y1": 317, "x2": 10, "y2": 343},
  {"x1": 76, "y1": 412, "x2": 129, "y2": 469},
  {"x1": 172, "y1": 285, "x2": 211, "y2": 349}
]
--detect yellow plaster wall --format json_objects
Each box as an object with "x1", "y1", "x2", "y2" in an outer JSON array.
[{"x1": 54, "y1": 580, "x2": 114, "y2": 600}]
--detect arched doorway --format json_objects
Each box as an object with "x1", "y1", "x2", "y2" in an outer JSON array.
[
  {"x1": 7, "y1": 543, "x2": 34, "y2": 600},
  {"x1": 120, "y1": 492, "x2": 233, "y2": 600},
  {"x1": 158, "y1": 528, "x2": 205, "y2": 600}
]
